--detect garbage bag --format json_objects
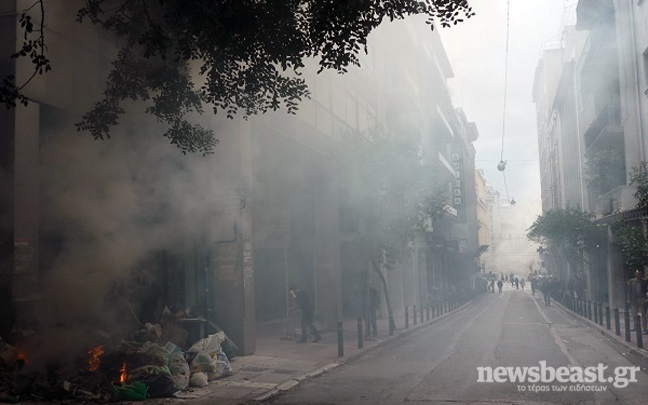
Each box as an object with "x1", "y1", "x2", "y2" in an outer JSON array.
[
  {"x1": 189, "y1": 350, "x2": 212, "y2": 374},
  {"x1": 208, "y1": 351, "x2": 232, "y2": 380},
  {"x1": 189, "y1": 372, "x2": 209, "y2": 388},
  {"x1": 168, "y1": 352, "x2": 190, "y2": 391},
  {"x1": 114, "y1": 381, "x2": 147, "y2": 401},
  {"x1": 131, "y1": 372, "x2": 178, "y2": 398},
  {"x1": 189, "y1": 332, "x2": 225, "y2": 354},
  {"x1": 129, "y1": 365, "x2": 177, "y2": 398}
]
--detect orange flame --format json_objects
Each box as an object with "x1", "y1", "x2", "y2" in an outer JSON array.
[
  {"x1": 16, "y1": 351, "x2": 29, "y2": 364},
  {"x1": 120, "y1": 362, "x2": 127, "y2": 383},
  {"x1": 88, "y1": 345, "x2": 104, "y2": 372}
]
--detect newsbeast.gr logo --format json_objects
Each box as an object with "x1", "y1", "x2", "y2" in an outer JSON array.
[{"x1": 477, "y1": 361, "x2": 640, "y2": 391}]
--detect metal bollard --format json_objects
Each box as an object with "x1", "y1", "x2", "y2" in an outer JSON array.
[
  {"x1": 413, "y1": 305, "x2": 418, "y2": 325},
  {"x1": 405, "y1": 306, "x2": 409, "y2": 329},
  {"x1": 357, "y1": 317, "x2": 363, "y2": 349},
  {"x1": 635, "y1": 315, "x2": 643, "y2": 349},
  {"x1": 614, "y1": 308, "x2": 620, "y2": 336},
  {"x1": 587, "y1": 300, "x2": 592, "y2": 320},
  {"x1": 598, "y1": 303, "x2": 603, "y2": 326},
  {"x1": 594, "y1": 302, "x2": 599, "y2": 324},
  {"x1": 426, "y1": 306, "x2": 430, "y2": 321},
  {"x1": 337, "y1": 321, "x2": 344, "y2": 357},
  {"x1": 420, "y1": 305, "x2": 424, "y2": 323},
  {"x1": 624, "y1": 311, "x2": 631, "y2": 342},
  {"x1": 605, "y1": 305, "x2": 611, "y2": 330}
]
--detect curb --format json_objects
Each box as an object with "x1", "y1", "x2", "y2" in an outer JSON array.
[{"x1": 251, "y1": 294, "x2": 486, "y2": 403}]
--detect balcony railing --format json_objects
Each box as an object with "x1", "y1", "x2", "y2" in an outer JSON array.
[
  {"x1": 594, "y1": 186, "x2": 637, "y2": 218},
  {"x1": 583, "y1": 103, "x2": 622, "y2": 153}
]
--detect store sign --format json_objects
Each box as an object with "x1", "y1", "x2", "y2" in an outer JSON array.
[{"x1": 452, "y1": 152, "x2": 466, "y2": 221}]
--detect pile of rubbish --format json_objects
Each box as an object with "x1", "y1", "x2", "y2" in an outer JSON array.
[{"x1": 0, "y1": 317, "x2": 238, "y2": 403}]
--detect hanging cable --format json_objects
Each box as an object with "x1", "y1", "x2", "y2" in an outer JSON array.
[{"x1": 498, "y1": 0, "x2": 512, "y2": 203}]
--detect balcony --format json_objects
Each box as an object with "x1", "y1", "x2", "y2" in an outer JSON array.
[
  {"x1": 594, "y1": 186, "x2": 637, "y2": 218},
  {"x1": 583, "y1": 103, "x2": 622, "y2": 154}
]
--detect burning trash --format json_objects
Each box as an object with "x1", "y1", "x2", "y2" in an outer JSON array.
[
  {"x1": 87, "y1": 345, "x2": 104, "y2": 372},
  {"x1": 0, "y1": 315, "x2": 238, "y2": 403}
]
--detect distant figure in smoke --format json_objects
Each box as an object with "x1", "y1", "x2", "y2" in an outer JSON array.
[
  {"x1": 289, "y1": 284, "x2": 321, "y2": 343},
  {"x1": 365, "y1": 281, "x2": 380, "y2": 338},
  {"x1": 520, "y1": 279, "x2": 526, "y2": 291},
  {"x1": 626, "y1": 269, "x2": 648, "y2": 334},
  {"x1": 489, "y1": 279, "x2": 495, "y2": 294},
  {"x1": 497, "y1": 280, "x2": 503, "y2": 294},
  {"x1": 514, "y1": 277, "x2": 519, "y2": 290},
  {"x1": 531, "y1": 278, "x2": 537, "y2": 296}
]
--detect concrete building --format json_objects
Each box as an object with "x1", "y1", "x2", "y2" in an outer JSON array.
[
  {"x1": 475, "y1": 169, "x2": 492, "y2": 271},
  {"x1": 533, "y1": 0, "x2": 648, "y2": 309},
  {"x1": 0, "y1": 2, "x2": 480, "y2": 353}
]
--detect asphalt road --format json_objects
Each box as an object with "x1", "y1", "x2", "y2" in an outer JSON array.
[{"x1": 260, "y1": 288, "x2": 648, "y2": 405}]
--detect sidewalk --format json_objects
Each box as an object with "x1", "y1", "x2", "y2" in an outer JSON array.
[
  {"x1": 545, "y1": 293, "x2": 648, "y2": 369},
  {"x1": 174, "y1": 296, "x2": 482, "y2": 404}
]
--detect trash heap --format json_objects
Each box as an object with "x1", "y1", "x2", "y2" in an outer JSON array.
[{"x1": 0, "y1": 315, "x2": 238, "y2": 403}]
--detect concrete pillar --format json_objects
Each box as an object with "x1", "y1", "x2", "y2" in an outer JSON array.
[
  {"x1": 12, "y1": 102, "x2": 41, "y2": 327},
  {"x1": 212, "y1": 118, "x2": 256, "y2": 355},
  {"x1": 312, "y1": 156, "x2": 342, "y2": 326}
]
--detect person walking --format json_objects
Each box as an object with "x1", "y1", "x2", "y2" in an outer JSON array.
[
  {"x1": 627, "y1": 270, "x2": 648, "y2": 334},
  {"x1": 366, "y1": 283, "x2": 380, "y2": 338},
  {"x1": 497, "y1": 279, "x2": 503, "y2": 294},
  {"x1": 289, "y1": 284, "x2": 321, "y2": 343}
]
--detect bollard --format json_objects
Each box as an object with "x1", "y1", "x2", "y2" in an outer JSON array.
[
  {"x1": 337, "y1": 321, "x2": 344, "y2": 357},
  {"x1": 413, "y1": 305, "x2": 418, "y2": 325},
  {"x1": 605, "y1": 305, "x2": 611, "y2": 330},
  {"x1": 426, "y1": 306, "x2": 430, "y2": 321},
  {"x1": 635, "y1": 315, "x2": 643, "y2": 349},
  {"x1": 624, "y1": 311, "x2": 631, "y2": 342},
  {"x1": 405, "y1": 306, "x2": 409, "y2": 329},
  {"x1": 594, "y1": 302, "x2": 599, "y2": 324},
  {"x1": 598, "y1": 303, "x2": 603, "y2": 326},
  {"x1": 420, "y1": 305, "x2": 424, "y2": 324},
  {"x1": 614, "y1": 308, "x2": 620, "y2": 336},
  {"x1": 587, "y1": 300, "x2": 592, "y2": 320},
  {"x1": 357, "y1": 317, "x2": 363, "y2": 349}
]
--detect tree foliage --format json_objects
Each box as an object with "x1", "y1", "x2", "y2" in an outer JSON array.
[
  {"x1": 609, "y1": 161, "x2": 648, "y2": 274},
  {"x1": 611, "y1": 220, "x2": 648, "y2": 275},
  {"x1": 337, "y1": 125, "x2": 448, "y2": 261},
  {"x1": 337, "y1": 124, "x2": 448, "y2": 331},
  {"x1": 629, "y1": 161, "x2": 648, "y2": 210},
  {"x1": 1, "y1": 0, "x2": 474, "y2": 154},
  {"x1": 583, "y1": 147, "x2": 626, "y2": 196},
  {"x1": 527, "y1": 208, "x2": 601, "y2": 272}
]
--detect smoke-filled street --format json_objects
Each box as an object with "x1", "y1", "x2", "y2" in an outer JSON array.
[{"x1": 262, "y1": 287, "x2": 648, "y2": 405}]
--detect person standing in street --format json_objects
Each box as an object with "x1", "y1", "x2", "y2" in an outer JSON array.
[
  {"x1": 497, "y1": 279, "x2": 503, "y2": 294},
  {"x1": 627, "y1": 270, "x2": 648, "y2": 334},
  {"x1": 289, "y1": 284, "x2": 321, "y2": 343}
]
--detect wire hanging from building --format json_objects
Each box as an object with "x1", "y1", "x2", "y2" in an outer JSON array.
[{"x1": 498, "y1": 0, "x2": 513, "y2": 205}]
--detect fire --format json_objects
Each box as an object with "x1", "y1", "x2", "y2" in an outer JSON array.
[
  {"x1": 16, "y1": 351, "x2": 29, "y2": 364},
  {"x1": 88, "y1": 345, "x2": 104, "y2": 372},
  {"x1": 120, "y1": 362, "x2": 127, "y2": 383}
]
